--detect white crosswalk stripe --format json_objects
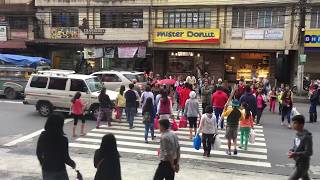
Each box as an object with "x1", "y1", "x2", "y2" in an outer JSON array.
[{"x1": 70, "y1": 107, "x2": 271, "y2": 168}]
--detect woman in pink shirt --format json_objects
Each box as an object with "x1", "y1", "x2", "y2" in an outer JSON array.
[
  {"x1": 70, "y1": 92, "x2": 85, "y2": 137},
  {"x1": 256, "y1": 87, "x2": 266, "y2": 126}
]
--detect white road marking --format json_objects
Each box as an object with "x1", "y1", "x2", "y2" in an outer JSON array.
[
  {"x1": 0, "y1": 100, "x2": 23, "y2": 104},
  {"x1": 3, "y1": 119, "x2": 73, "y2": 146}
]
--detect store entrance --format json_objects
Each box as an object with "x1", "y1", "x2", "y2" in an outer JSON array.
[
  {"x1": 167, "y1": 51, "x2": 203, "y2": 77},
  {"x1": 224, "y1": 53, "x2": 271, "y2": 82}
]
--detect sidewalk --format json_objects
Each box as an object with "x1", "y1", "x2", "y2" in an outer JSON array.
[{"x1": 0, "y1": 148, "x2": 288, "y2": 180}]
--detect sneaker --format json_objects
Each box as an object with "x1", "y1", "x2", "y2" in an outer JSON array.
[
  {"x1": 257, "y1": 123, "x2": 261, "y2": 126},
  {"x1": 238, "y1": 146, "x2": 243, "y2": 149},
  {"x1": 234, "y1": 149, "x2": 238, "y2": 155},
  {"x1": 226, "y1": 150, "x2": 231, "y2": 156},
  {"x1": 281, "y1": 122, "x2": 284, "y2": 126},
  {"x1": 288, "y1": 124, "x2": 292, "y2": 129}
]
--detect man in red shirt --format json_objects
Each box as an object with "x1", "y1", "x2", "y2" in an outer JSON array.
[{"x1": 211, "y1": 86, "x2": 228, "y2": 129}]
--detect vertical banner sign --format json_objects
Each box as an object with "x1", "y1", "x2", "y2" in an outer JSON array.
[
  {"x1": 137, "y1": 46, "x2": 146, "y2": 58},
  {"x1": 104, "y1": 48, "x2": 115, "y2": 58},
  {"x1": 118, "y1": 46, "x2": 138, "y2": 58},
  {"x1": 0, "y1": 26, "x2": 7, "y2": 41}
]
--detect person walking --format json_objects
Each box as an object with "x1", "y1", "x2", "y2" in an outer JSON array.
[
  {"x1": 94, "y1": 134, "x2": 121, "y2": 180},
  {"x1": 36, "y1": 113, "x2": 76, "y2": 180},
  {"x1": 309, "y1": 84, "x2": 319, "y2": 123},
  {"x1": 222, "y1": 100, "x2": 242, "y2": 156},
  {"x1": 115, "y1": 85, "x2": 126, "y2": 121},
  {"x1": 288, "y1": 115, "x2": 313, "y2": 180},
  {"x1": 201, "y1": 80, "x2": 211, "y2": 114},
  {"x1": 269, "y1": 87, "x2": 277, "y2": 113},
  {"x1": 96, "y1": 87, "x2": 113, "y2": 129},
  {"x1": 178, "y1": 83, "x2": 192, "y2": 118},
  {"x1": 240, "y1": 85, "x2": 258, "y2": 122},
  {"x1": 211, "y1": 86, "x2": 228, "y2": 129},
  {"x1": 143, "y1": 97, "x2": 156, "y2": 143},
  {"x1": 281, "y1": 85, "x2": 294, "y2": 128},
  {"x1": 125, "y1": 84, "x2": 138, "y2": 129},
  {"x1": 141, "y1": 85, "x2": 154, "y2": 108},
  {"x1": 184, "y1": 91, "x2": 202, "y2": 139},
  {"x1": 154, "y1": 119, "x2": 180, "y2": 180},
  {"x1": 157, "y1": 90, "x2": 173, "y2": 120},
  {"x1": 70, "y1": 92, "x2": 86, "y2": 137},
  {"x1": 239, "y1": 103, "x2": 254, "y2": 150},
  {"x1": 256, "y1": 87, "x2": 266, "y2": 126},
  {"x1": 278, "y1": 83, "x2": 285, "y2": 115},
  {"x1": 197, "y1": 106, "x2": 218, "y2": 157}
]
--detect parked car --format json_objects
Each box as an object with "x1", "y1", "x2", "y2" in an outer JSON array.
[
  {"x1": 23, "y1": 70, "x2": 117, "y2": 117},
  {"x1": 91, "y1": 70, "x2": 147, "y2": 91}
]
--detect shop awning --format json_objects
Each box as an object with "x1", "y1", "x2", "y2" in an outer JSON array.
[
  {"x1": 0, "y1": 41, "x2": 27, "y2": 49},
  {"x1": 0, "y1": 53, "x2": 51, "y2": 67}
]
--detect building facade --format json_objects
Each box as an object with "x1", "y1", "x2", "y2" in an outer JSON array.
[{"x1": 30, "y1": 0, "x2": 320, "y2": 84}]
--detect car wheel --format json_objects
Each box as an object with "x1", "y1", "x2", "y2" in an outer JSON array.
[
  {"x1": 4, "y1": 88, "x2": 17, "y2": 99},
  {"x1": 38, "y1": 102, "x2": 52, "y2": 117}
]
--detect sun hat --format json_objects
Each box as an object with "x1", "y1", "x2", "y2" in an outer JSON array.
[{"x1": 232, "y1": 99, "x2": 240, "y2": 107}]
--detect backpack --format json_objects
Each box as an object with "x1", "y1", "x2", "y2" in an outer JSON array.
[{"x1": 143, "y1": 112, "x2": 151, "y2": 124}]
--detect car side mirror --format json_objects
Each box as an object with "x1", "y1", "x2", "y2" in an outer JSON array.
[{"x1": 83, "y1": 86, "x2": 89, "y2": 94}]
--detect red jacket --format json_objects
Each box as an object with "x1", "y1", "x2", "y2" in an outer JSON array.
[
  {"x1": 179, "y1": 88, "x2": 191, "y2": 108},
  {"x1": 211, "y1": 90, "x2": 228, "y2": 109}
]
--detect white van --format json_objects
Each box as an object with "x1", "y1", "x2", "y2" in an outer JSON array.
[{"x1": 23, "y1": 70, "x2": 118, "y2": 117}]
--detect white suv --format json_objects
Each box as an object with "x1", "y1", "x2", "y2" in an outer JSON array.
[
  {"x1": 91, "y1": 70, "x2": 147, "y2": 91},
  {"x1": 23, "y1": 70, "x2": 117, "y2": 117}
]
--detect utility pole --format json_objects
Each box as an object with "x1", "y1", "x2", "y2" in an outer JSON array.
[{"x1": 297, "y1": 0, "x2": 307, "y2": 95}]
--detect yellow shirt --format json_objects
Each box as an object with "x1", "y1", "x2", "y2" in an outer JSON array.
[{"x1": 116, "y1": 94, "x2": 126, "y2": 108}]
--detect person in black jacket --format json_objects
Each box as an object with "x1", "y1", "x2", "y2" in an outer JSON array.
[
  {"x1": 309, "y1": 84, "x2": 319, "y2": 123},
  {"x1": 96, "y1": 87, "x2": 113, "y2": 129},
  {"x1": 36, "y1": 113, "x2": 76, "y2": 180},
  {"x1": 125, "y1": 83, "x2": 137, "y2": 129},
  {"x1": 240, "y1": 85, "x2": 258, "y2": 119},
  {"x1": 94, "y1": 133, "x2": 121, "y2": 180}
]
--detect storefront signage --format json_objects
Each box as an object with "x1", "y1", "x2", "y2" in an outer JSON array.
[
  {"x1": 118, "y1": 46, "x2": 139, "y2": 58},
  {"x1": 10, "y1": 31, "x2": 28, "y2": 40},
  {"x1": 50, "y1": 27, "x2": 79, "y2": 39},
  {"x1": 84, "y1": 48, "x2": 103, "y2": 59},
  {"x1": 153, "y1": 28, "x2": 220, "y2": 43},
  {"x1": 304, "y1": 30, "x2": 320, "y2": 47},
  {"x1": 137, "y1": 46, "x2": 146, "y2": 58},
  {"x1": 0, "y1": 26, "x2": 7, "y2": 41},
  {"x1": 264, "y1": 29, "x2": 284, "y2": 40},
  {"x1": 231, "y1": 29, "x2": 243, "y2": 39},
  {"x1": 83, "y1": 28, "x2": 106, "y2": 35},
  {"x1": 244, "y1": 30, "x2": 264, "y2": 40}
]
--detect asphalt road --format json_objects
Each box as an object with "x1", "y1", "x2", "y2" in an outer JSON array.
[{"x1": 0, "y1": 97, "x2": 319, "y2": 178}]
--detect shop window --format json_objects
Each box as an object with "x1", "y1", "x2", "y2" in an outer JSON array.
[
  {"x1": 163, "y1": 9, "x2": 211, "y2": 28},
  {"x1": 100, "y1": 74, "x2": 122, "y2": 82},
  {"x1": 51, "y1": 9, "x2": 79, "y2": 27},
  {"x1": 311, "y1": 7, "x2": 320, "y2": 28},
  {"x1": 30, "y1": 76, "x2": 48, "y2": 88},
  {"x1": 48, "y1": 77, "x2": 67, "y2": 90},
  {"x1": 100, "y1": 10, "x2": 143, "y2": 28},
  {"x1": 70, "y1": 79, "x2": 87, "y2": 92},
  {"x1": 8, "y1": 17, "x2": 28, "y2": 30}
]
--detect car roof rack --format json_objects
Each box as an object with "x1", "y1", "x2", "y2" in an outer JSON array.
[{"x1": 36, "y1": 69, "x2": 75, "y2": 77}]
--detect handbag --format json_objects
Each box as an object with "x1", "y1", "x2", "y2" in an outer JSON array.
[
  {"x1": 115, "y1": 106, "x2": 121, "y2": 119},
  {"x1": 212, "y1": 134, "x2": 221, "y2": 149},
  {"x1": 154, "y1": 116, "x2": 159, "y2": 129},
  {"x1": 171, "y1": 119, "x2": 179, "y2": 131},
  {"x1": 178, "y1": 116, "x2": 187, "y2": 128},
  {"x1": 193, "y1": 134, "x2": 202, "y2": 150},
  {"x1": 249, "y1": 129, "x2": 256, "y2": 144},
  {"x1": 143, "y1": 112, "x2": 151, "y2": 124}
]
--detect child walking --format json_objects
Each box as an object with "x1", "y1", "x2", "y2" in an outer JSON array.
[
  {"x1": 70, "y1": 92, "x2": 86, "y2": 137},
  {"x1": 239, "y1": 103, "x2": 254, "y2": 150}
]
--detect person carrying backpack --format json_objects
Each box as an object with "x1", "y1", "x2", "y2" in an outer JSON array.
[
  {"x1": 142, "y1": 97, "x2": 156, "y2": 143},
  {"x1": 239, "y1": 103, "x2": 254, "y2": 150}
]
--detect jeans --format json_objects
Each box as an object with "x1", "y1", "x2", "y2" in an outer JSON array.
[
  {"x1": 256, "y1": 108, "x2": 263, "y2": 124},
  {"x1": 202, "y1": 134, "x2": 214, "y2": 155},
  {"x1": 214, "y1": 107, "x2": 224, "y2": 128},
  {"x1": 282, "y1": 106, "x2": 292, "y2": 124},
  {"x1": 96, "y1": 108, "x2": 111, "y2": 127},
  {"x1": 154, "y1": 161, "x2": 175, "y2": 180},
  {"x1": 126, "y1": 107, "x2": 136, "y2": 128},
  {"x1": 43, "y1": 170, "x2": 69, "y2": 180},
  {"x1": 288, "y1": 161, "x2": 310, "y2": 180},
  {"x1": 144, "y1": 123, "x2": 155, "y2": 140},
  {"x1": 240, "y1": 127, "x2": 250, "y2": 150}
]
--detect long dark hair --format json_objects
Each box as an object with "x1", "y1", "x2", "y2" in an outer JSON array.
[
  {"x1": 44, "y1": 112, "x2": 65, "y2": 136},
  {"x1": 71, "y1": 91, "x2": 81, "y2": 103},
  {"x1": 120, "y1": 85, "x2": 125, "y2": 96},
  {"x1": 242, "y1": 103, "x2": 251, "y2": 119},
  {"x1": 143, "y1": 97, "x2": 153, "y2": 114},
  {"x1": 160, "y1": 89, "x2": 168, "y2": 102},
  {"x1": 99, "y1": 134, "x2": 120, "y2": 159}
]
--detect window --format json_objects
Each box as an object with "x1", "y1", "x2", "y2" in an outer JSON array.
[
  {"x1": 70, "y1": 79, "x2": 87, "y2": 92},
  {"x1": 8, "y1": 17, "x2": 28, "y2": 29},
  {"x1": 123, "y1": 74, "x2": 146, "y2": 82},
  {"x1": 232, "y1": 7, "x2": 285, "y2": 28},
  {"x1": 48, "y1": 77, "x2": 67, "y2": 90},
  {"x1": 311, "y1": 7, "x2": 320, "y2": 28},
  {"x1": 163, "y1": 9, "x2": 211, "y2": 28},
  {"x1": 100, "y1": 74, "x2": 122, "y2": 82},
  {"x1": 30, "y1": 76, "x2": 48, "y2": 88},
  {"x1": 51, "y1": 9, "x2": 79, "y2": 27},
  {"x1": 100, "y1": 10, "x2": 143, "y2": 28}
]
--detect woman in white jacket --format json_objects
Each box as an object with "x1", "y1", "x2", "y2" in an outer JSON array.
[{"x1": 197, "y1": 106, "x2": 218, "y2": 157}]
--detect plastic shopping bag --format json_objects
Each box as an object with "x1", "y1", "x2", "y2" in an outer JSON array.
[
  {"x1": 178, "y1": 116, "x2": 188, "y2": 128},
  {"x1": 193, "y1": 134, "x2": 202, "y2": 150},
  {"x1": 249, "y1": 129, "x2": 256, "y2": 144},
  {"x1": 213, "y1": 134, "x2": 221, "y2": 149},
  {"x1": 171, "y1": 119, "x2": 179, "y2": 131},
  {"x1": 154, "y1": 116, "x2": 159, "y2": 129},
  {"x1": 291, "y1": 107, "x2": 300, "y2": 117},
  {"x1": 115, "y1": 107, "x2": 121, "y2": 119}
]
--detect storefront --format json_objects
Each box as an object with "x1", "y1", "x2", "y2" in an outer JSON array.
[{"x1": 304, "y1": 30, "x2": 320, "y2": 80}]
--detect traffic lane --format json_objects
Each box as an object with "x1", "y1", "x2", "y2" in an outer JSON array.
[
  {"x1": 263, "y1": 103, "x2": 320, "y2": 177},
  {"x1": 0, "y1": 100, "x2": 47, "y2": 145}
]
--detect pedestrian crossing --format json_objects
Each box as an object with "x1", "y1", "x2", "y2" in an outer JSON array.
[{"x1": 70, "y1": 107, "x2": 271, "y2": 168}]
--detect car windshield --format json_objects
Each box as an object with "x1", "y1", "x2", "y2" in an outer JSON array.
[
  {"x1": 85, "y1": 77, "x2": 103, "y2": 92},
  {"x1": 123, "y1": 73, "x2": 146, "y2": 82}
]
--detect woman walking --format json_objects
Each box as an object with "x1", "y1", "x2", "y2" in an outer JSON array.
[
  {"x1": 94, "y1": 134, "x2": 121, "y2": 180},
  {"x1": 281, "y1": 85, "x2": 294, "y2": 128},
  {"x1": 184, "y1": 91, "x2": 201, "y2": 139},
  {"x1": 269, "y1": 87, "x2": 277, "y2": 113},
  {"x1": 157, "y1": 90, "x2": 173, "y2": 120},
  {"x1": 96, "y1": 87, "x2": 113, "y2": 129},
  {"x1": 201, "y1": 80, "x2": 211, "y2": 114},
  {"x1": 197, "y1": 106, "x2": 218, "y2": 157},
  {"x1": 141, "y1": 85, "x2": 154, "y2": 108},
  {"x1": 115, "y1": 85, "x2": 126, "y2": 121},
  {"x1": 142, "y1": 97, "x2": 156, "y2": 143},
  {"x1": 70, "y1": 92, "x2": 86, "y2": 137},
  {"x1": 239, "y1": 103, "x2": 254, "y2": 150},
  {"x1": 256, "y1": 87, "x2": 266, "y2": 126},
  {"x1": 37, "y1": 113, "x2": 76, "y2": 180}
]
